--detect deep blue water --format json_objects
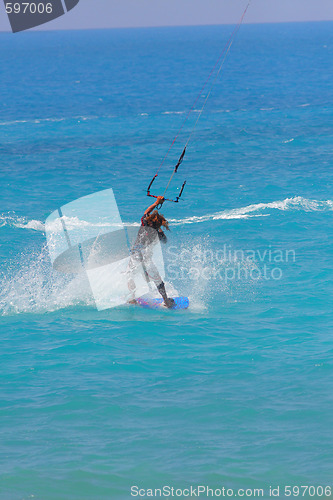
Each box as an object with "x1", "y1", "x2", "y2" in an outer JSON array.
[{"x1": 1, "y1": 22, "x2": 333, "y2": 499}]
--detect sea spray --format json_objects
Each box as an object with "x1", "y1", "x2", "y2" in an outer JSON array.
[{"x1": 0, "y1": 245, "x2": 93, "y2": 316}]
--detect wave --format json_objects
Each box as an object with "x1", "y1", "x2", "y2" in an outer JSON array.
[
  {"x1": 162, "y1": 111, "x2": 186, "y2": 115},
  {"x1": 0, "y1": 114, "x2": 108, "y2": 127},
  {"x1": 0, "y1": 117, "x2": 67, "y2": 126},
  {"x1": 1, "y1": 197, "x2": 332, "y2": 234},
  {"x1": 0, "y1": 214, "x2": 140, "y2": 233},
  {"x1": 171, "y1": 197, "x2": 333, "y2": 225},
  {"x1": 1, "y1": 102, "x2": 319, "y2": 128},
  {"x1": 0, "y1": 213, "x2": 45, "y2": 231},
  {"x1": 0, "y1": 101, "x2": 318, "y2": 128}
]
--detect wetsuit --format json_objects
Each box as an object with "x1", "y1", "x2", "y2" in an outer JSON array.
[{"x1": 127, "y1": 214, "x2": 167, "y2": 298}]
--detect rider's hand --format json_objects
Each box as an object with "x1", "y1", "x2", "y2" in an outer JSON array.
[{"x1": 156, "y1": 196, "x2": 165, "y2": 205}]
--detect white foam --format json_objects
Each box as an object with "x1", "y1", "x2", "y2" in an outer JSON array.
[
  {"x1": 0, "y1": 115, "x2": 102, "y2": 127},
  {"x1": 162, "y1": 111, "x2": 186, "y2": 115},
  {"x1": 0, "y1": 214, "x2": 45, "y2": 231},
  {"x1": 0, "y1": 246, "x2": 93, "y2": 316},
  {"x1": 0, "y1": 214, "x2": 140, "y2": 233},
  {"x1": 45, "y1": 216, "x2": 127, "y2": 233},
  {"x1": 16, "y1": 219, "x2": 45, "y2": 231},
  {"x1": 171, "y1": 197, "x2": 333, "y2": 226}
]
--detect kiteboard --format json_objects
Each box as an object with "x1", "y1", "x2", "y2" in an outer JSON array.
[{"x1": 136, "y1": 296, "x2": 189, "y2": 310}]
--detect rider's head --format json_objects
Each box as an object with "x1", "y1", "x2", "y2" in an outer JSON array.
[{"x1": 146, "y1": 210, "x2": 170, "y2": 231}]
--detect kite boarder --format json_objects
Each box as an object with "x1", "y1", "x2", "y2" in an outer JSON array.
[{"x1": 127, "y1": 196, "x2": 175, "y2": 308}]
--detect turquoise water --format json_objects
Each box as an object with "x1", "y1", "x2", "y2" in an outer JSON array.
[{"x1": 1, "y1": 23, "x2": 333, "y2": 499}]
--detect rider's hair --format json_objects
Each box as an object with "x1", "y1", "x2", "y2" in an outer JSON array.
[{"x1": 146, "y1": 210, "x2": 170, "y2": 231}]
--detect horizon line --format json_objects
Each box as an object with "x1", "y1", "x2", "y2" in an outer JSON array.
[{"x1": 0, "y1": 18, "x2": 332, "y2": 34}]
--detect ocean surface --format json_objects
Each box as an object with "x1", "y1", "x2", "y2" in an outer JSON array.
[{"x1": 1, "y1": 21, "x2": 332, "y2": 499}]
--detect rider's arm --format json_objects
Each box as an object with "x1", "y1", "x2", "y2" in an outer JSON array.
[{"x1": 144, "y1": 196, "x2": 164, "y2": 216}]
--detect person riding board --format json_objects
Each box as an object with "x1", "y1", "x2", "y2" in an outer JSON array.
[{"x1": 127, "y1": 196, "x2": 175, "y2": 308}]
